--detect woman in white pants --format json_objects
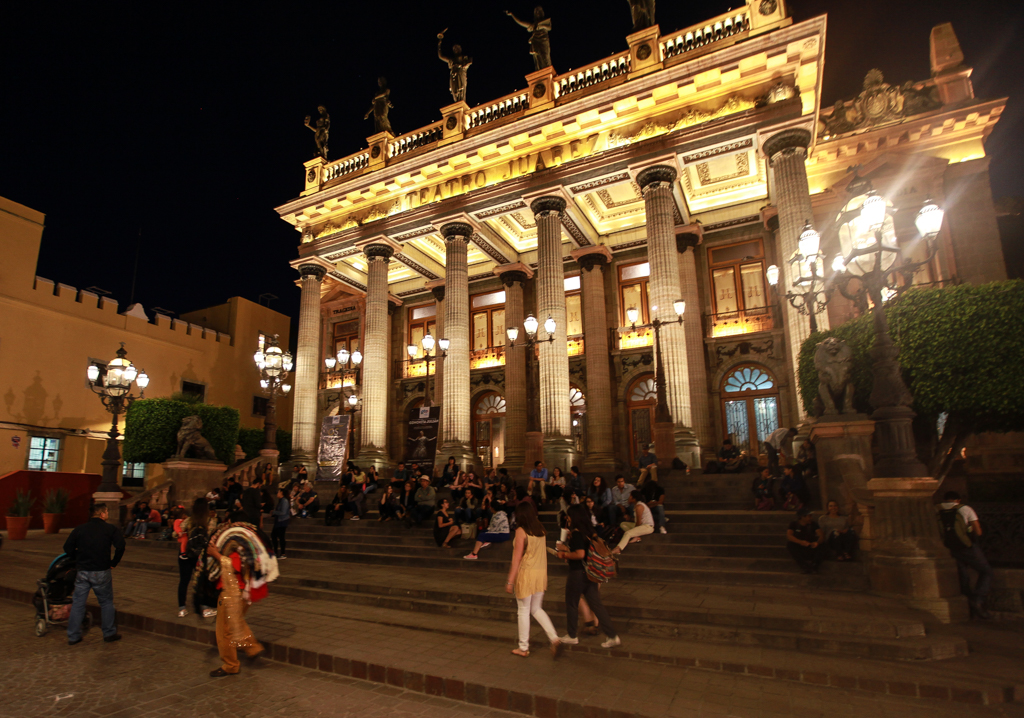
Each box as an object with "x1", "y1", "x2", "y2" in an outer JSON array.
[
  {"x1": 612, "y1": 490, "x2": 654, "y2": 554},
  {"x1": 505, "y1": 502, "x2": 563, "y2": 658}
]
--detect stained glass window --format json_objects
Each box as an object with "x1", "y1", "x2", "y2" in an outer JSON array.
[
  {"x1": 475, "y1": 394, "x2": 506, "y2": 415},
  {"x1": 570, "y1": 387, "x2": 585, "y2": 408},
  {"x1": 630, "y1": 378, "x2": 657, "y2": 402},
  {"x1": 723, "y1": 366, "x2": 774, "y2": 393}
]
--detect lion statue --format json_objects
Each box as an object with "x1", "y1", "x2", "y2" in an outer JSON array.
[
  {"x1": 175, "y1": 415, "x2": 218, "y2": 460},
  {"x1": 814, "y1": 337, "x2": 856, "y2": 416}
]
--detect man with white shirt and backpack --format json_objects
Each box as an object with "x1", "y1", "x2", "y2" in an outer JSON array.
[{"x1": 937, "y1": 491, "x2": 993, "y2": 620}]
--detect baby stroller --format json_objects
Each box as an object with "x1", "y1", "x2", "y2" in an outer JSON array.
[{"x1": 33, "y1": 553, "x2": 91, "y2": 637}]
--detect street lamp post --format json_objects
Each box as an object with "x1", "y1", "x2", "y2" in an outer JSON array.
[
  {"x1": 254, "y1": 334, "x2": 293, "y2": 454},
  {"x1": 766, "y1": 221, "x2": 830, "y2": 334},
  {"x1": 506, "y1": 314, "x2": 555, "y2": 433},
  {"x1": 87, "y1": 343, "x2": 149, "y2": 494},
  {"x1": 405, "y1": 333, "x2": 449, "y2": 406},
  {"x1": 626, "y1": 301, "x2": 686, "y2": 424},
  {"x1": 828, "y1": 189, "x2": 945, "y2": 477},
  {"x1": 323, "y1": 345, "x2": 363, "y2": 413}
]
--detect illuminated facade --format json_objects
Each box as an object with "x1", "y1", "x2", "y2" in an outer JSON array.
[{"x1": 276, "y1": 2, "x2": 1008, "y2": 474}]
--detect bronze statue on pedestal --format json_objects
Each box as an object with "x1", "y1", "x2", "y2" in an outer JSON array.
[
  {"x1": 304, "y1": 105, "x2": 330, "y2": 160},
  {"x1": 364, "y1": 77, "x2": 394, "y2": 134},
  {"x1": 627, "y1": 0, "x2": 655, "y2": 31},
  {"x1": 437, "y1": 29, "x2": 472, "y2": 104},
  {"x1": 506, "y1": 7, "x2": 552, "y2": 71}
]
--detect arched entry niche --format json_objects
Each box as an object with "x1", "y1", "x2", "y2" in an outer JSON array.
[
  {"x1": 473, "y1": 391, "x2": 506, "y2": 469},
  {"x1": 569, "y1": 385, "x2": 586, "y2": 455},
  {"x1": 720, "y1": 364, "x2": 780, "y2": 457},
  {"x1": 625, "y1": 374, "x2": 656, "y2": 466}
]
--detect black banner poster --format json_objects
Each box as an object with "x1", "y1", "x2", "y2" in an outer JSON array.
[
  {"x1": 317, "y1": 414, "x2": 350, "y2": 481},
  {"x1": 405, "y1": 405, "x2": 440, "y2": 465}
]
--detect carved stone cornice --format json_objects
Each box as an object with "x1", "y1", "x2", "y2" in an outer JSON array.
[
  {"x1": 298, "y1": 263, "x2": 328, "y2": 281},
  {"x1": 763, "y1": 128, "x2": 812, "y2": 165},
  {"x1": 577, "y1": 253, "x2": 609, "y2": 273},
  {"x1": 363, "y1": 243, "x2": 395, "y2": 262},
  {"x1": 439, "y1": 221, "x2": 473, "y2": 241},
  {"x1": 636, "y1": 164, "x2": 678, "y2": 193},
  {"x1": 431, "y1": 285, "x2": 446, "y2": 302},
  {"x1": 529, "y1": 196, "x2": 566, "y2": 217}
]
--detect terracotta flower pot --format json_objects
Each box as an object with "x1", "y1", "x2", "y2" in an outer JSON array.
[
  {"x1": 43, "y1": 513, "x2": 62, "y2": 534},
  {"x1": 6, "y1": 516, "x2": 30, "y2": 540}
]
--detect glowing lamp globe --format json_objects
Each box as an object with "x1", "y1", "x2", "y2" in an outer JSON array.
[
  {"x1": 325, "y1": 356, "x2": 337, "y2": 370},
  {"x1": 798, "y1": 223, "x2": 821, "y2": 259},
  {"x1": 544, "y1": 316, "x2": 556, "y2": 335},
  {"x1": 837, "y1": 193, "x2": 898, "y2": 277},
  {"x1": 523, "y1": 315, "x2": 539, "y2": 336},
  {"x1": 766, "y1": 264, "x2": 780, "y2": 286},
  {"x1": 437, "y1": 338, "x2": 450, "y2": 352},
  {"x1": 407, "y1": 344, "x2": 418, "y2": 359},
  {"x1": 673, "y1": 300, "x2": 686, "y2": 317},
  {"x1": 263, "y1": 344, "x2": 284, "y2": 377},
  {"x1": 626, "y1": 306, "x2": 640, "y2": 325},
  {"x1": 281, "y1": 383, "x2": 292, "y2": 395},
  {"x1": 915, "y1": 200, "x2": 944, "y2": 238},
  {"x1": 136, "y1": 371, "x2": 150, "y2": 390},
  {"x1": 337, "y1": 348, "x2": 350, "y2": 366},
  {"x1": 87, "y1": 364, "x2": 100, "y2": 383},
  {"x1": 421, "y1": 333, "x2": 435, "y2": 353},
  {"x1": 506, "y1": 327, "x2": 519, "y2": 343},
  {"x1": 351, "y1": 351, "x2": 362, "y2": 366},
  {"x1": 348, "y1": 394, "x2": 358, "y2": 407},
  {"x1": 282, "y1": 352, "x2": 294, "y2": 373}
]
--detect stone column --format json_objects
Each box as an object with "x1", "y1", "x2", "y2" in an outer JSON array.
[
  {"x1": 530, "y1": 196, "x2": 574, "y2": 471},
  {"x1": 764, "y1": 128, "x2": 829, "y2": 420},
  {"x1": 291, "y1": 263, "x2": 327, "y2": 470},
  {"x1": 430, "y1": 285, "x2": 445, "y2": 409},
  {"x1": 676, "y1": 235, "x2": 713, "y2": 457},
  {"x1": 359, "y1": 245, "x2": 392, "y2": 469},
  {"x1": 497, "y1": 268, "x2": 528, "y2": 473},
  {"x1": 637, "y1": 165, "x2": 699, "y2": 467},
  {"x1": 438, "y1": 222, "x2": 475, "y2": 468},
  {"x1": 574, "y1": 250, "x2": 616, "y2": 473}
]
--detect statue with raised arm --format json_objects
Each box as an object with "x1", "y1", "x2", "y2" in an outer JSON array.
[
  {"x1": 437, "y1": 29, "x2": 472, "y2": 104},
  {"x1": 304, "y1": 105, "x2": 330, "y2": 160},
  {"x1": 627, "y1": 0, "x2": 655, "y2": 32},
  {"x1": 364, "y1": 77, "x2": 394, "y2": 134},
  {"x1": 506, "y1": 7, "x2": 552, "y2": 71}
]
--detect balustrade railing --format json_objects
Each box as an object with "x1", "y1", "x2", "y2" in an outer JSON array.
[
  {"x1": 705, "y1": 305, "x2": 777, "y2": 338},
  {"x1": 555, "y1": 51, "x2": 630, "y2": 99},
  {"x1": 465, "y1": 92, "x2": 529, "y2": 130},
  {"x1": 319, "y1": 369, "x2": 359, "y2": 390},
  {"x1": 323, "y1": 150, "x2": 370, "y2": 182},
  {"x1": 567, "y1": 336, "x2": 585, "y2": 357},
  {"x1": 389, "y1": 122, "x2": 443, "y2": 159},
  {"x1": 617, "y1": 326, "x2": 654, "y2": 350},
  {"x1": 660, "y1": 10, "x2": 749, "y2": 61},
  {"x1": 470, "y1": 346, "x2": 505, "y2": 370}
]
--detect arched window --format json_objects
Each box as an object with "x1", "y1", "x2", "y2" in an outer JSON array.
[
  {"x1": 570, "y1": 385, "x2": 586, "y2": 454},
  {"x1": 629, "y1": 377, "x2": 657, "y2": 403},
  {"x1": 569, "y1": 387, "x2": 586, "y2": 409},
  {"x1": 719, "y1": 364, "x2": 779, "y2": 456},
  {"x1": 475, "y1": 394, "x2": 507, "y2": 415},
  {"x1": 625, "y1": 374, "x2": 657, "y2": 465},
  {"x1": 473, "y1": 391, "x2": 505, "y2": 469}
]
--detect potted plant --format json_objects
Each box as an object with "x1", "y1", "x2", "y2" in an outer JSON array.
[
  {"x1": 5, "y1": 490, "x2": 34, "y2": 540},
  {"x1": 42, "y1": 488, "x2": 70, "y2": 534}
]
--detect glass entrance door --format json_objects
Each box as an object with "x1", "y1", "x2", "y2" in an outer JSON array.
[{"x1": 720, "y1": 365, "x2": 779, "y2": 457}]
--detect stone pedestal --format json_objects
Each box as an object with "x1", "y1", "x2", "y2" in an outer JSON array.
[
  {"x1": 162, "y1": 459, "x2": 227, "y2": 505},
  {"x1": 809, "y1": 417, "x2": 874, "y2": 512},
  {"x1": 866, "y1": 477, "x2": 970, "y2": 623},
  {"x1": 92, "y1": 491, "x2": 124, "y2": 527}
]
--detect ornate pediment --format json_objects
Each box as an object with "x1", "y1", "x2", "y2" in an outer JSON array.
[{"x1": 819, "y1": 69, "x2": 942, "y2": 139}]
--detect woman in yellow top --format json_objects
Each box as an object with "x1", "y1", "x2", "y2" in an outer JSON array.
[{"x1": 505, "y1": 502, "x2": 562, "y2": 658}]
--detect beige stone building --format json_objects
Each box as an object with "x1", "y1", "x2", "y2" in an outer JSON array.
[
  {"x1": 275, "y1": 2, "x2": 1007, "y2": 475},
  {"x1": 0, "y1": 195, "x2": 293, "y2": 488}
]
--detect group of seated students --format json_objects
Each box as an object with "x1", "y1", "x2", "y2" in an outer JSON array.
[
  {"x1": 749, "y1": 438, "x2": 818, "y2": 511},
  {"x1": 785, "y1": 500, "x2": 859, "y2": 573}
]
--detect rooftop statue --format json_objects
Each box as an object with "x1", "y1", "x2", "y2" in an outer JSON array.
[
  {"x1": 627, "y1": 0, "x2": 655, "y2": 32},
  {"x1": 506, "y1": 7, "x2": 552, "y2": 71},
  {"x1": 364, "y1": 77, "x2": 394, "y2": 134},
  {"x1": 437, "y1": 29, "x2": 472, "y2": 104},
  {"x1": 304, "y1": 105, "x2": 330, "y2": 160}
]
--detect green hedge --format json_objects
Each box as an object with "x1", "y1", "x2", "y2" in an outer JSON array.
[
  {"x1": 798, "y1": 281, "x2": 1024, "y2": 434},
  {"x1": 123, "y1": 399, "x2": 240, "y2": 464},
  {"x1": 237, "y1": 427, "x2": 292, "y2": 463}
]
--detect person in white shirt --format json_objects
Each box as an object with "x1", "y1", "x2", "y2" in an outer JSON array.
[
  {"x1": 612, "y1": 491, "x2": 654, "y2": 554},
  {"x1": 938, "y1": 491, "x2": 993, "y2": 619},
  {"x1": 764, "y1": 427, "x2": 796, "y2": 475}
]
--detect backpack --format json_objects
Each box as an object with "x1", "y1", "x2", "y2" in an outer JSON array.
[
  {"x1": 938, "y1": 507, "x2": 972, "y2": 551},
  {"x1": 185, "y1": 526, "x2": 208, "y2": 560},
  {"x1": 583, "y1": 535, "x2": 617, "y2": 584}
]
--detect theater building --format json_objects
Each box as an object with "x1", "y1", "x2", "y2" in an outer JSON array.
[{"x1": 275, "y1": 1, "x2": 1007, "y2": 475}]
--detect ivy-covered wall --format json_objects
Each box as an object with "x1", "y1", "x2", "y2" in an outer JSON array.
[{"x1": 123, "y1": 399, "x2": 240, "y2": 465}]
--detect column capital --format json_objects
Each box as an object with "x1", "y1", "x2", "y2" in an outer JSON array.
[
  {"x1": 762, "y1": 128, "x2": 812, "y2": 165},
  {"x1": 571, "y1": 245, "x2": 613, "y2": 272},
  {"x1": 439, "y1": 221, "x2": 473, "y2": 241},
  {"x1": 637, "y1": 164, "x2": 678, "y2": 193},
  {"x1": 431, "y1": 285, "x2": 446, "y2": 302},
  {"x1": 675, "y1": 235, "x2": 699, "y2": 253},
  {"x1": 362, "y1": 243, "x2": 394, "y2": 262},
  {"x1": 494, "y1": 261, "x2": 535, "y2": 285},
  {"x1": 297, "y1": 263, "x2": 327, "y2": 281},
  {"x1": 529, "y1": 195, "x2": 566, "y2": 217},
  {"x1": 761, "y1": 205, "x2": 780, "y2": 232}
]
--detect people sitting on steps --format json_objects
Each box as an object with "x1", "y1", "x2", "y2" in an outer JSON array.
[
  {"x1": 378, "y1": 485, "x2": 401, "y2": 522},
  {"x1": 434, "y1": 498, "x2": 462, "y2": 548},
  {"x1": 636, "y1": 444, "x2": 658, "y2": 486},
  {"x1": 546, "y1": 467, "x2": 566, "y2": 505},
  {"x1": 703, "y1": 438, "x2": 747, "y2": 474},
  {"x1": 397, "y1": 480, "x2": 417, "y2": 524},
  {"x1": 296, "y1": 483, "x2": 320, "y2": 519},
  {"x1": 751, "y1": 467, "x2": 775, "y2": 510},
  {"x1": 609, "y1": 475, "x2": 636, "y2": 526},
  {"x1": 764, "y1": 426, "x2": 797, "y2": 477},
  {"x1": 585, "y1": 476, "x2": 612, "y2": 529},
  {"x1": 779, "y1": 466, "x2": 810, "y2": 509},
  {"x1": 612, "y1": 490, "x2": 655, "y2": 555},
  {"x1": 818, "y1": 500, "x2": 857, "y2": 562},
  {"x1": 786, "y1": 508, "x2": 825, "y2": 574},
  {"x1": 464, "y1": 506, "x2": 512, "y2": 559},
  {"x1": 527, "y1": 460, "x2": 548, "y2": 504},
  {"x1": 413, "y1": 477, "x2": 437, "y2": 527},
  {"x1": 639, "y1": 470, "x2": 667, "y2": 534},
  {"x1": 454, "y1": 488, "x2": 480, "y2": 525}
]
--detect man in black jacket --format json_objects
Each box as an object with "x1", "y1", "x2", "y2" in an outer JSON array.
[
  {"x1": 64, "y1": 503, "x2": 126, "y2": 645},
  {"x1": 238, "y1": 477, "x2": 265, "y2": 527}
]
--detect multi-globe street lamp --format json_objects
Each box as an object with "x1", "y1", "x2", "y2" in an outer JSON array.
[
  {"x1": 626, "y1": 300, "x2": 685, "y2": 424},
  {"x1": 254, "y1": 334, "x2": 292, "y2": 454},
  {"x1": 406, "y1": 333, "x2": 449, "y2": 406},
  {"x1": 323, "y1": 344, "x2": 362, "y2": 412},
  {"x1": 766, "y1": 222, "x2": 829, "y2": 333},
  {"x1": 87, "y1": 343, "x2": 149, "y2": 493}
]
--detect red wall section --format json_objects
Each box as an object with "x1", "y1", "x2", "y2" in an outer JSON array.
[{"x1": 0, "y1": 471, "x2": 104, "y2": 530}]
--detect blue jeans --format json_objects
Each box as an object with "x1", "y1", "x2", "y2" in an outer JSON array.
[
  {"x1": 68, "y1": 570, "x2": 117, "y2": 641},
  {"x1": 651, "y1": 504, "x2": 666, "y2": 529},
  {"x1": 455, "y1": 508, "x2": 479, "y2": 524},
  {"x1": 951, "y1": 543, "x2": 992, "y2": 605}
]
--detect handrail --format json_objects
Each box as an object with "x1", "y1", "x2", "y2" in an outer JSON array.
[
  {"x1": 465, "y1": 91, "x2": 529, "y2": 131},
  {"x1": 324, "y1": 150, "x2": 370, "y2": 182},
  {"x1": 660, "y1": 9, "x2": 750, "y2": 61},
  {"x1": 554, "y1": 50, "x2": 631, "y2": 99},
  {"x1": 388, "y1": 121, "x2": 444, "y2": 159}
]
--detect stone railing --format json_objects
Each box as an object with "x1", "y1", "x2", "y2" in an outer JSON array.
[
  {"x1": 466, "y1": 91, "x2": 529, "y2": 131},
  {"x1": 617, "y1": 326, "x2": 654, "y2": 350},
  {"x1": 470, "y1": 346, "x2": 505, "y2": 369},
  {"x1": 660, "y1": 9, "x2": 750, "y2": 61},
  {"x1": 554, "y1": 51, "x2": 631, "y2": 100},
  {"x1": 324, "y1": 150, "x2": 370, "y2": 182},
  {"x1": 389, "y1": 122, "x2": 444, "y2": 159},
  {"x1": 705, "y1": 305, "x2": 777, "y2": 338}
]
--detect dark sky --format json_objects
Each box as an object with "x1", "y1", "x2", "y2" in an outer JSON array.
[{"x1": 3, "y1": 1, "x2": 1021, "y2": 347}]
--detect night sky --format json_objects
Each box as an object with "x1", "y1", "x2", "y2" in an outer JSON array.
[{"x1": 3, "y1": 1, "x2": 1021, "y2": 347}]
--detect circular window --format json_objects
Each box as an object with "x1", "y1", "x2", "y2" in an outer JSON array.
[{"x1": 723, "y1": 366, "x2": 774, "y2": 393}]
